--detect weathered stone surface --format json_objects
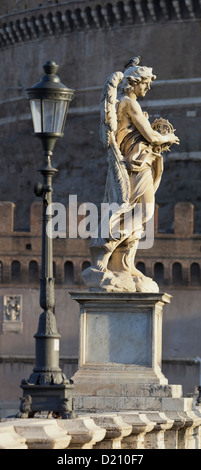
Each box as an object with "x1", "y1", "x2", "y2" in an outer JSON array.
[
  {"x1": 0, "y1": 409, "x2": 201, "y2": 449},
  {"x1": 71, "y1": 291, "x2": 177, "y2": 412},
  {"x1": 143, "y1": 412, "x2": 174, "y2": 449},
  {"x1": 177, "y1": 410, "x2": 201, "y2": 449},
  {"x1": 58, "y1": 416, "x2": 106, "y2": 449},
  {"x1": 163, "y1": 411, "x2": 186, "y2": 449},
  {"x1": 12, "y1": 418, "x2": 71, "y2": 449},
  {"x1": 161, "y1": 397, "x2": 194, "y2": 412},
  {"x1": 0, "y1": 423, "x2": 27, "y2": 449},
  {"x1": 119, "y1": 412, "x2": 155, "y2": 449},
  {"x1": 88, "y1": 413, "x2": 132, "y2": 449}
]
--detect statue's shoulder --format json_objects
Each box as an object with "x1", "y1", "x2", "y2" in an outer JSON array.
[
  {"x1": 118, "y1": 94, "x2": 132, "y2": 107},
  {"x1": 119, "y1": 95, "x2": 139, "y2": 113}
]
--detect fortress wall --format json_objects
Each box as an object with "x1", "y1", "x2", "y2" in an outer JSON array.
[
  {"x1": 0, "y1": 0, "x2": 201, "y2": 410},
  {"x1": 0, "y1": 3, "x2": 201, "y2": 230}
]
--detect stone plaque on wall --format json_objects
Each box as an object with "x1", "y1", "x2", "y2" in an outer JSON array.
[{"x1": 2, "y1": 295, "x2": 23, "y2": 333}]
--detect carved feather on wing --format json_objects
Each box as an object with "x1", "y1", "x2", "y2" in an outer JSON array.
[{"x1": 100, "y1": 71, "x2": 130, "y2": 206}]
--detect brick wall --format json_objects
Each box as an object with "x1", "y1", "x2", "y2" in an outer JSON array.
[{"x1": 0, "y1": 200, "x2": 199, "y2": 288}]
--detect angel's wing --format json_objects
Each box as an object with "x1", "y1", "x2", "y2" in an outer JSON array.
[
  {"x1": 99, "y1": 71, "x2": 130, "y2": 206},
  {"x1": 99, "y1": 71, "x2": 123, "y2": 147}
]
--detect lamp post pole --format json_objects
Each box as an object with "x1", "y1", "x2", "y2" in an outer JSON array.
[
  {"x1": 32, "y1": 154, "x2": 62, "y2": 386},
  {"x1": 18, "y1": 61, "x2": 75, "y2": 419}
]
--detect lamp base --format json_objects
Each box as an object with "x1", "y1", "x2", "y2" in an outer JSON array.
[{"x1": 17, "y1": 381, "x2": 76, "y2": 419}]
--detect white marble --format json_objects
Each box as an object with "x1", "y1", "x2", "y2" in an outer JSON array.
[
  {"x1": 86, "y1": 309, "x2": 151, "y2": 366},
  {"x1": 83, "y1": 57, "x2": 179, "y2": 293}
]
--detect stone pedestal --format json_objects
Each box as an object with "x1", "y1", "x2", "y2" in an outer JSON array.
[{"x1": 71, "y1": 292, "x2": 190, "y2": 413}]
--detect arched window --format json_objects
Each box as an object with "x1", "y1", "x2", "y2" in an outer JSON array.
[
  {"x1": 11, "y1": 261, "x2": 21, "y2": 283},
  {"x1": 64, "y1": 261, "x2": 74, "y2": 284},
  {"x1": 0, "y1": 261, "x2": 3, "y2": 283},
  {"x1": 154, "y1": 262, "x2": 164, "y2": 285},
  {"x1": 53, "y1": 261, "x2": 56, "y2": 279},
  {"x1": 172, "y1": 262, "x2": 182, "y2": 285},
  {"x1": 136, "y1": 261, "x2": 146, "y2": 276},
  {"x1": 29, "y1": 261, "x2": 38, "y2": 282},
  {"x1": 190, "y1": 263, "x2": 200, "y2": 286},
  {"x1": 82, "y1": 261, "x2": 91, "y2": 271}
]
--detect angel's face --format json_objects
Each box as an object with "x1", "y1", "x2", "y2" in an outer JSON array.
[{"x1": 133, "y1": 78, "x2": 151, "y2": 97}]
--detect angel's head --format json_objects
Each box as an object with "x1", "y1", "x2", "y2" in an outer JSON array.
[{"x1": 121, "y1": 65, "x2": 156, "y2": 97}]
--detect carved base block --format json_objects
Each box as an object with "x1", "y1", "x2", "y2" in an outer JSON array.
[
  {"x1": 18, "y1": 382, "x2": 76, "y2": 419},
  {"x1": 70, "y1": 291, "x2": 189, "y2": 413}
]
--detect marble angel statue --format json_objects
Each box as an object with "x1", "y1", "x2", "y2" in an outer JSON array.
[{"x1": 82, "y1": 57, "x2": 180, "y2": 292}]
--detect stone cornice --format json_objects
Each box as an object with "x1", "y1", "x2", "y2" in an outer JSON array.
[{"x1": 0, "y1": 0, "x2": 200, "y2": 47}]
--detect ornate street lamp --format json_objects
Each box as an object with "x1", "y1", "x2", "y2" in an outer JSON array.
[{"x1": 18, "y1": 61, "x2": 75, "y2": 419}]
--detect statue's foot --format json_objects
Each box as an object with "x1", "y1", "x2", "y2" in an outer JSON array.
[
  {"x1": 133, "y1": 274, "x2": 159, "y2": 293},
  {"x1": 131, "y1": 266, "x2": 145, "y2": 277},
  {"x1": 82, "y1": 260, "x2": 159, "y2": 293},
  {"x1": 90, "y1": 247, "x2": 112, "y2": 273},
  {"x1": 95, "y1": 260, "x2": 107, "y2": 272},
  {"x1": 82, "y1": 264, "x2": 136, "y2": 292}
]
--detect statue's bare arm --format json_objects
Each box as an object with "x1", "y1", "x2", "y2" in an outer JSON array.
[{"x1": 124, "y1": 98, "x2": 180, "y2": 146}]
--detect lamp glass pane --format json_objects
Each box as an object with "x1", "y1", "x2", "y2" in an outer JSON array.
[
  {"x1": 42, "y1": 100, "x2": 69, "y2": 134},
  {"x1": 42, "y1": 100, "x2": 55, "y2": 133},
  {"x1": 54, "y1": 101, "x2": 68, "y2": 133},
  {"x1": 30, "y1": 100, "x2": 42, "y2": 133}
]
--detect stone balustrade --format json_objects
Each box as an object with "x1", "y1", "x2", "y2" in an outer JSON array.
[
  {"x1": 88, "y1": 414, "x2": 132, "y2": 449},
  {"x1": 1, "y1": 408, "x2": 201, "y2": 449},
  {"x1": 57, "y1": 415, "x2": 106, "y2": 449},
  {"x1": 0, "y1": 0, "x2": 200, "y2": 47}
]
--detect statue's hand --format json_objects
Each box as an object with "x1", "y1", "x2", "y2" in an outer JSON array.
[{"x1": 167, "y1": 133, "x2": 180, "y2": 145}]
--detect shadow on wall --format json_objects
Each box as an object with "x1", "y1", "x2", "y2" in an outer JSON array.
[{"x1": 162, "y1": 359, "x2": 200, "y2": 397}]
